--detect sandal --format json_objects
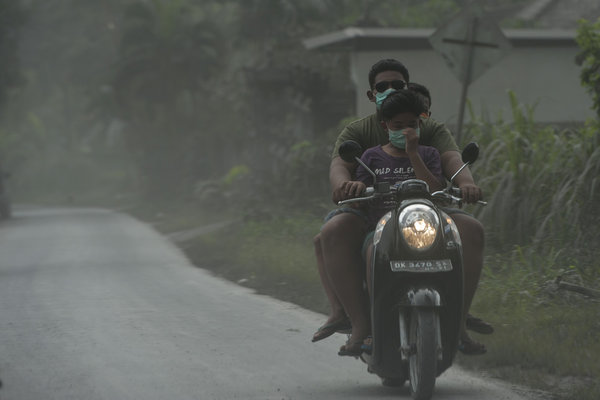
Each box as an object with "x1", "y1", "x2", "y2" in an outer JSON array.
[
  {"x1": 338, "y1": 340, "x2": 364, "y2": 357},
  {"x1": 311, "y1": 317, "x2": 351, "y2": 343},
  {"x1": 458, "y1": 338, "x2": 487, "y2": 355},
  {"x1": 360, "y1": 336, "x2": 373, "y2": 355},
  {"x1": 466, "y1": 314, "x2": 494, "y2": 335}
]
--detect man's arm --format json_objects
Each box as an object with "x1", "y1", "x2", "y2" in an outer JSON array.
[
  {"x1": 329, "y1": 156, "x2": 365, "y2": 204},
  {"x1": 440, "y1": 150, "x2": 482, "y2": 203}
]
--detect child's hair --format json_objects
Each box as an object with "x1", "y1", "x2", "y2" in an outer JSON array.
[
  {"x1": 407, "y1": 82, "x2": 431, "y2": 108},
  {"x1": 368, "y1": 59, "x2": 410, "y2": 89},
  {"x1": 380, "y1": 89, "x2": 426, "y2": 121}
]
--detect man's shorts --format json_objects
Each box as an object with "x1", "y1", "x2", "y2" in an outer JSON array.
[
  {"x1": 321, "y1": 207, "x2": 368, "y2": 228},
  {"x1": 439, "y1": 207, "x2": 473, "y2": 217}
]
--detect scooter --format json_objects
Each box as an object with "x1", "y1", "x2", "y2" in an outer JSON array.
[{"x1": 337, "y1": 140, "x2": 484, "y2": 400}]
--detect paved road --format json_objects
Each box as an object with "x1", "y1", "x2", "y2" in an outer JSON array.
[{"x1": 0, "y1": 207, "x2": 540, "y2": 399}]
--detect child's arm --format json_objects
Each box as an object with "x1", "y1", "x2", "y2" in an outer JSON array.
[{"x1": 404, "y1": 129, "x2": 445, "y2": 192}]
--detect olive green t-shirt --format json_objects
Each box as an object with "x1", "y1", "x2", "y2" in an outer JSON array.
[{"x1": 331, "y1": 113, "x2": 459, "y2": 158}]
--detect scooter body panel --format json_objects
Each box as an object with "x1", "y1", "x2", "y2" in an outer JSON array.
[{"x1": 366, "y1": 198, "x2": 464, "y2": 379}]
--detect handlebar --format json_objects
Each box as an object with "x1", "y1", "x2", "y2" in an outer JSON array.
[
  {"x1": 431, "y1": 191, "x2": 487, "y2": 207},
  {"x1": 447, "y1": 187, "x2": 487, "y2": 206},
  {"x1": 337, "y1": 187, "x2": 377, "y2": 206},
  {"x1": 338, "y1": 185, "x2": 487, "y2": 207}
]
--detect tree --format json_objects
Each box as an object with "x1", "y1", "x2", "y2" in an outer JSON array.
[
  {"x1": 576, "y1": 18, "x2": 600, "y2": 118},
  {"x1": 110, "y1": 0, "x2": 225, "y2": 198}
]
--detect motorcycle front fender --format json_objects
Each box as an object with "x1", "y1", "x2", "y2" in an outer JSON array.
[{"x1": 406, "y1": 288, "x2": 442, "y2": 307}]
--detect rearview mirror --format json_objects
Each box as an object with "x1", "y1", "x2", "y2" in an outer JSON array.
[
  {"x1": 461, "y1": 142, "x2": 479, "y2": 165},
  {"x1": 338, "y1": 140, "x2": 362, "y2": 163}
]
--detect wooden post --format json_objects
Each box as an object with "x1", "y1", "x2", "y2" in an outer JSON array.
[{"x1": 456, "y1": 17, "x2": 477, "y2": 146}]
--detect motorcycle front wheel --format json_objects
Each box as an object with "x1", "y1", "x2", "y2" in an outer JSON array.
[{"x1": 408, "y1": 308, "x2": 437, "y2": 400}]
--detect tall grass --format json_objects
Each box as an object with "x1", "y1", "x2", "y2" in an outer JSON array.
[
  {"x1": 458, "y1": 93, "x2": 600, "y2": 399},
  {"x1": 465, "y1": 91, "x2": 600, "y2": 272}
]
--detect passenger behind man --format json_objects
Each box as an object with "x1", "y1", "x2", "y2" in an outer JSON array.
[
  {"x1": 407, "y1": 82, "x2": 432, "y2": 118},
  {"x1": 354, "y1": 90, "x2": 445, "y2": 320}
]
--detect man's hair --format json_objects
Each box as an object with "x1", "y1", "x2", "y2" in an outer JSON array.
[
  {"x1": 380, "y1": 89, "x2": 426, "y2": 121},
  {"x1": 408, "y1": 82, "x2": 431, "y2": 107},
  {"x1": 368, "y1": 59, "x2": 410, "y2": 89}
]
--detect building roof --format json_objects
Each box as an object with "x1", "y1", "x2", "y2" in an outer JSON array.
[
  {"x1": 517, "y1": 0, "x2": 600, "y2": 28},
  {"x1": 303, "y1": 27, "x2": 578, "y2": 52}
]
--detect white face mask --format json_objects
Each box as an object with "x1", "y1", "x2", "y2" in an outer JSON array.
[
  {"x1": 388, "y1": 127, "x2": 420, "y2": 149},
  {"x1": 375, "y1": 88, "x2": 396, "y2": 110}
]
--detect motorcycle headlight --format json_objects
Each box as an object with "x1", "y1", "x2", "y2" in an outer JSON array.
[
  {"x1": 398, "y1": 204, "x2": 439, "y2": 251},
  {"x1": 373, "y1": 211, "x2": 392, "y2": 246}
]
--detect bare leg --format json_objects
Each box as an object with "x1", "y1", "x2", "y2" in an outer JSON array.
[
  {"x1": 451, "y1": 213, "x2": 485, "y2": 344},
  {"x1": 320, "y1": 212, "x2": 371, "y2": 348},
  {"x1": 313, "y1": 232, "x2": 346, "y2": 324}
]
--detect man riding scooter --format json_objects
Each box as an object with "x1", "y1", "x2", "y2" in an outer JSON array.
[{"x1": 312, "y1": 59, "x2": 492, "y2": 356}]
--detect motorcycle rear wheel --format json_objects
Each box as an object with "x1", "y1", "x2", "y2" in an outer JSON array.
[{"x1": 408, "y1": 308, "x2": 437, "y2": 400}]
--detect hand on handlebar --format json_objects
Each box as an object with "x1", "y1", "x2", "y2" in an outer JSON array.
[
  {"x1": 332, "y1": 181, "x2": 367, "y2": 203},
  {"x1": 457, "y1": 183, "x2": 484, "y2": 204}
]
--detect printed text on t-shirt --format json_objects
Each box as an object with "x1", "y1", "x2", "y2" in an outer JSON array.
[{"x1": 374, "y1": 167, "x2": 414, "y2": 175}]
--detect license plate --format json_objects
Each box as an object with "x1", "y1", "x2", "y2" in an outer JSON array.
[{"x1": 390, "y1": 259, "x2": 453, "y2": 273}]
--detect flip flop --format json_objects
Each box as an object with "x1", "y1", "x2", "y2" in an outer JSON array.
[
  {"x1": 466, "y1": 314, "x2": 494, "y2": 335},
  {"x1": 311, "y1": 317, "x2": 351, "y2": 343},
  {"x1": 338, "y1": 340, "x2": 363, "y2": 357},
  {"x1": 458, "y1": 338, "x2": 487, "y2": 355},
  {"x1": 360, "y1": 336, "x2": 373, "y2": 355}
]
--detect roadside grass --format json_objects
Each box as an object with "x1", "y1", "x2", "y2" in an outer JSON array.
[
  {"x1": 460, "y1": 247, "x2": 600, "y2": 400},
  {"x1": 181, "y1": 213, "x2": 331, "y2": 314}
]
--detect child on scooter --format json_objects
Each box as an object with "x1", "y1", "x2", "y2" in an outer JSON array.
[{"x1": 355, "y1": 89, "x2": 445, "y2": 231}]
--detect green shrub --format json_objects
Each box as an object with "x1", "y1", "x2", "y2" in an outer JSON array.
[{"x1": 576, "y1": 18, "x2": 600, "y2": 117}]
